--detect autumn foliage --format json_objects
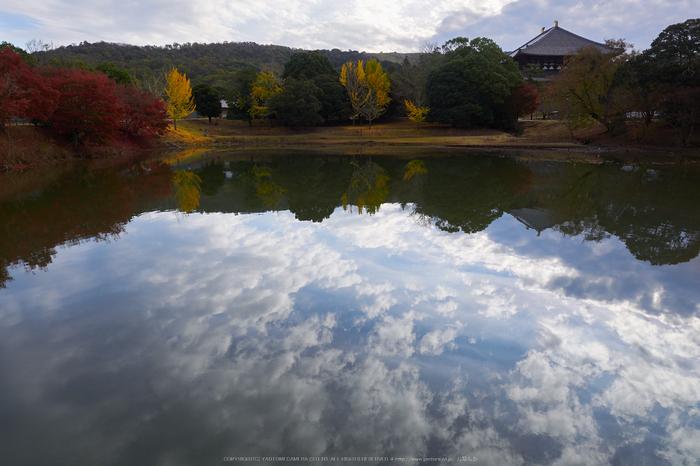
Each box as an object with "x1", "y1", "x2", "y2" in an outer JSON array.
[
  {"x1": 115, "y1": 84, "x2": 169, "y2": 138},
  {"x1": 0, "y1": 46, "x2": 169, "y2": 146},
  {"x1": 0, "y1": 47, "x2": 58, "y2": 126},
  {"x1": 165, "y1": 68, "x2": 196, "y2": 130},
  {"x1": 46, "y1": 67, "x2": 124, "y2": 145}
]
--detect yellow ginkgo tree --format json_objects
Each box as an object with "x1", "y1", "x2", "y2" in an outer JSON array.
[
  {"x1": 249, "y1": 71, "x2": 281, "y2": 126},
  {"x1": 340, "y1": 59, "x2": 391, "y2": 132},
  {"x1": 165, "y1": 68, "x2": 196, "y2": 130},
  {"x1": 340, "y1": 60, "x2": 369, "y2": 127},
  {"x1": 404, "y1": 100, "x2": 430, "y2": 125}
]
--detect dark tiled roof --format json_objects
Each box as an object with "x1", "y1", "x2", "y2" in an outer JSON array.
[{"x1": 509, "y1": 25, "x2": 611, "y2": 58}]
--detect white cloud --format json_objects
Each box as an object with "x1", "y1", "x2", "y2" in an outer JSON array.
[
  {"x1": 419, "y1": 325, "x2": 460, "y2": 355},
  {"x1": 3, "y1": 0, "x2": 697, "y2": 53},
  {"x1": 369, "y1": 313, "x2": 418, "y2": 357}
]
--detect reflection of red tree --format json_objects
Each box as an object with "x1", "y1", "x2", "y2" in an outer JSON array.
[
  {"x1": 0, "y1": 162, "x2": 174, "y2": 286},
  {"x1": 507, "y1": 164, "x2": 535, "y2": 196}
]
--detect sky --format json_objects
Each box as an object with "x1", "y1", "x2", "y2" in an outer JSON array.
[{"x1": 0, "y1": 0, "x2": 698, "y2": 54}]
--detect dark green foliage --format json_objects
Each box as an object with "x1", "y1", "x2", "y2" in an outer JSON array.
[
  {"x1": 426, "y1": 37, "x2": 523, "y2": 129},
  {"x1": 283, "y1": 51, "x2": 337, "y2": 80},
  {"x1": 415, "y1": 156, "x2": 532, "y2": 234},
  {"x1": 192, "y1": 83, "x2": 222, "y2": 123},
  {"x1": 280, "y1": 51, "x2": 349, "y2": 122},
  {"x1": 390, "y1": 52, "x2": 445, "y2": 114},
  {"x1": 648, "y1": 18, "x2": 700, "y2": 85},
  {"x1": 311, "y1": 74, "x2": 350, "y2": 121},
  {"x1": 615, "y1": 18, "x2": 700, "y2": 145},
  {"x1": 196, "y1": 161, "x2": 227, "y2": 196},
  {"x1": 523, "y1": 63, "x2": 545, "y2": 84},
  {"x1": 317, "y1": 48, "x2": 396, "y2": 71},
  {"x1": 33, "y1": 41, "x2": 402, "y2": 86},
  {"x1": 427, "y1": 58, "x2": 487, "y2": 126},
  {"x1": 96, "y1": 61, "x2": 133, "y2": 85},
  {"x1": 226, "y1": 67, "x2": 258, "y2": 124},
  {"x1": 269, "y1": 78, "x2": 324, "y2": 128},
  {"x1": 35, "y1": 41, "x2": 297, "y2": 84}
]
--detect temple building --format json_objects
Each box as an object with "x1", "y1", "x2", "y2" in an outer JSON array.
[{"x1": 508, "y1": 21, "x2": 614, "y2": 76}]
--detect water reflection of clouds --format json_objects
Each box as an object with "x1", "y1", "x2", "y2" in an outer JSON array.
[{"x1": 1, "y1": 204, "x2": 699, "y2": 464}]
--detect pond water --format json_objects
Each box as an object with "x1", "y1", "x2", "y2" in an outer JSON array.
[{"x1": 1, "y1": 149, "x2": 699, "y2": 465}]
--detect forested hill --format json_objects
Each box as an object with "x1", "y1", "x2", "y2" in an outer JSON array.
[{"x1": 35, "y1": 41, "x2": 415, "y2": 87}]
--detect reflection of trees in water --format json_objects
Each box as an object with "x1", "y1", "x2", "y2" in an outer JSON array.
[
  {"x1": 247, "y1": 165, "x2": 286, "y2": 208},
  {"x1": 601, "y1": 163, "x2": 700, "y2": 265},
  {"x1": 0, "y1": 162, "x2": 174, "y2": 287},
  {"x1": 5, "y1": 152, "x2": 700, "y2": 289},
  {"x1": 196, "y1": 161, "x2": 226, "y2": 196},
  {"x1": 342, "y1": 161, "x2": 390, "y2": 215},
  {"x1": 271, "y1": 157, "x2": 350, "y2": 222},
  {"x1": 518, "y1": 161, "x2": 700, "y2": 265},
  {"x1": 173, "y1": 170, "x2": 202, "y2": 213},
  {"x1": 403, "y1": 159, "x2": 428, "y2": 181},
  {"x1": 411, "y1": 156, "x2": 534, "y2": 234}
]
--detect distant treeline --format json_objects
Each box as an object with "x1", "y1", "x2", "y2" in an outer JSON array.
[{"x1": 32, "y1": 40, "x2": 407, "y2": 88}]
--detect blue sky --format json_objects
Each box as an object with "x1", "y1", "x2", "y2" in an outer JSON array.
[{"x1": 1, "y1": 1, "x2": 697, "y2": 53}]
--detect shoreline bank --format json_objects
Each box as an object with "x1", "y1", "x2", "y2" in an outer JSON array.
[{"x1": 2, "y1": 118, "x2": 697, "y2": 172}]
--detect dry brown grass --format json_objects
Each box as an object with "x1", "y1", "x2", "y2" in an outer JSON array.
[{"x1": 174, "y1": 117, "x2": 584, "y2": 150}]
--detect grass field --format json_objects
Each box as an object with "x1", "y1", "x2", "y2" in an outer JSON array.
[{"x1": 164, "y1": 117, "x2": 588, "y2": 150}]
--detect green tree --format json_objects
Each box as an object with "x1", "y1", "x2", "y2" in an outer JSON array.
[
  {"x1": 312, "y1": 74, "x2": 350, "y2": 121},
  {"x1": 269, "y1": 78, "x2": 324, "y2": 128},
  {"x1": 226, "y1": 67, "x2": 258, "y2": 126},
  {"x1": 391, "y1": 45, "x2": 445, "y2": 113},
  {"x1": 280, "y1": 51, "x2": 348, "y2": 122},
  {"x1": 96, "y1": 61, "x2": 132, "y2": 85},
  {"x1": 282, "y1": 50, "x2": 337, "y2": 80},
  {"x1": 631, "y1": 19, "x2": 700, "y2": 145},
  {"x1": 523, "y1": 63, "x2": 546, "y2": 85},
  {"x1": 192, "y1": 83, "x2": 222, "y2": 124},
  {"x1": 426, "y1": 37, "x2": 523, "y2": 129}
]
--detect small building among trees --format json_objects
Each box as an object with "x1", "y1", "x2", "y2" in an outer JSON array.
[{"x1": 509, "y1": 21, "x2": 614, "y2": 76}]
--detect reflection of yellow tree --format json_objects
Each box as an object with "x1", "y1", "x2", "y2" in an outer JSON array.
[
  {"x1": 173, "y1": 170, "x2": 202, "y2": 213},
  {"x1": 342, "y1": 161, "x2": 389, "y2": 215},
  {"x1": 250, "y1": 165, "x2": 286, "y2": 208},
  {"x1": 403, "y1": 159, "x2": 428, "y2": 181}
]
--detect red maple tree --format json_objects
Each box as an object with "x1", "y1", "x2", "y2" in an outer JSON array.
[
  {"x1": 46, "y1": 67, "x2": 125, "y2": 145},
  {"x1": 511, "y1": 83, "x2": 541, "y2": 118},
  {"x1": 0, "y1": 48, "x2": 58, "y2": 127},
  {"x1": 114, "y1": 84, "x2": 170, "y2": 139}
]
